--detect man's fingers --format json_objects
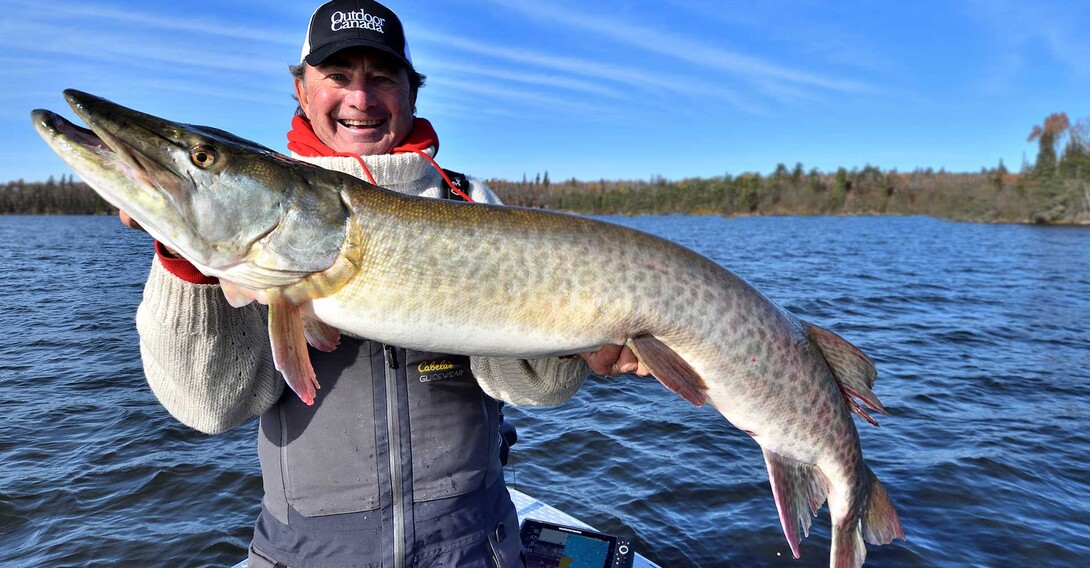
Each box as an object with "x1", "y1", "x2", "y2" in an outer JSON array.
[
  {"x1": 119, "y1": 211, "x2": 183, "y2": 257},
  {"x1": 118, "y1": 210, "x2": 145, "y2": 232},
  {"x1": 616, "y1": 347, "x2": 639, "y2": 374},
  {"x1": 616, "y1": 347, "x2": 651, "y2": 376},
  {"x1": 579, "y1": 344, "x2": 650, "y2": 377},
  {"x1": 581, "y1": 344, "x2": 623, "y2": 375}
]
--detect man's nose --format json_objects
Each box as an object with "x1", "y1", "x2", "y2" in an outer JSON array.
[{"x1": 343, "y1": 82, "x2": 374, "y2": 108}]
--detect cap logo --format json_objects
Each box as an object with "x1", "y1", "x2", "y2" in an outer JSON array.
[{"x1": 330, "y1": 9, "x2": 385, "y2": 33}]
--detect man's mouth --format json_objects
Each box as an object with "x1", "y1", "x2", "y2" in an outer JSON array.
[{"x1": 338, "y1": 118, "x2": 384, "y2": 129}]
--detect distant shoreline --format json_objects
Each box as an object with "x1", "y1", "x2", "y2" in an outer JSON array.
[{"x1": 3, "y1": 167, "x2": 1088, "y2": 226}]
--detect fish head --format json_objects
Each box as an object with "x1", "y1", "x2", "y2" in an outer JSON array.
[{"x1": 32, "y1": 90, "x2": 350, "y2": 290}]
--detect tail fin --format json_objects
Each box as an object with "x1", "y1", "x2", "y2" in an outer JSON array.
[
  {"x1": 830, "y1": 467, "x2": 906, "y2": 568},
  {"x1": 804, "y1": 322, "x2": 889, "y2": 427},
  {"x1": 862, "y1": 467, "x2": 904, "y2": 546}
]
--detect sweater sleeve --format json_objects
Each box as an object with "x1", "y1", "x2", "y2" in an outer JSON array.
[
  {"x1": 135, "y1": 256, "x2": 283, "y2": 434},
  {"x1": 471, "y1": 356, "x2": 591, "y2": 407},
  {"x1": 466, "y1": 177, "x2": 503, "y2": 205}
]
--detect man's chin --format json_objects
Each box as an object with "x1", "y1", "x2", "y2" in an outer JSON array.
[{"x1": 334, "y1": 133, "x2": 395, "y2": 156}]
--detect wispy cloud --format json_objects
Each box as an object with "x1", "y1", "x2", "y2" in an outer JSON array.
[
  {"x1": 412, "y1": 28, "x2": 763, "y2": 114},
  {"x1": 8, "y1": 0, "x2": 298, "y2": 47},
  {"x1": 424, "y1": 77, "x2": 627, "y2": 120},
  {"x1": 430, "y1": 61, "x2": 631, "y2": 101},
  {"x1": 665, "y1": 0, "x2": 892, "y2": 73},
  {"x1": 127, "y1": 78, "x2": 290, "y2": 108},
  {"x1": 0, "y1": 24, "x2": 280, "y2": 76},
  {"x1": 486, "y1": 0, "x2": 878, "y2": 95},
  {"x1": 0, "y1": 2, "x2": 296, "y2": 80},
  {"x1": 972, "y1": 0, "x2": 1090, "y2": 74},
  {"x1": 967, "y1": 0, "x2": 1090, "y2": 89}
]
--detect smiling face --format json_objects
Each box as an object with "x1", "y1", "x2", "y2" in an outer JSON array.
[{"x1": 294, "y1": 48, "x2": 416, "y2": 156}]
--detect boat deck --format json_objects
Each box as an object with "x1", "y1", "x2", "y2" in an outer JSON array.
[{"x1": 231, "y1": 488, "x2": 659, "y2": 567}]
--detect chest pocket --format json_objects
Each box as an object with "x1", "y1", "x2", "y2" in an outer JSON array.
[
  {"x1": 258, "y1": 340, "x2": 381, "y2": 520},
  {"x1": 404, "y1": 350, "x2": 496, "y2": 502}
]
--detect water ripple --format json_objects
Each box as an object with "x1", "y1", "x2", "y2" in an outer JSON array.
[{"x1": 3, "y1": 215, "x2": 1089, "y2": 567}]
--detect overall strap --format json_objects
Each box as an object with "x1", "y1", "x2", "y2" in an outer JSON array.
[{"x1": 440, "y1": 169, "x2": 472, "y2": 202}]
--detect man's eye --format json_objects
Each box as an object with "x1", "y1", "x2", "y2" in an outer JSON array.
[{"x1": 327, "y1": 73, "x2": 348, "y2": 82}]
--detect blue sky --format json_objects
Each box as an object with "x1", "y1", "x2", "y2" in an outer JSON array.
[{"x1": 5, "y1": 0, "x2": 1089, "y2": 183}]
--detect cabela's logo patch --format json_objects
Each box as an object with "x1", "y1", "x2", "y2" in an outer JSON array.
[
  {"x1": 418, "y1": 359, "x2": 464, "y2": 382},
  {"x1": 418, "y1": 360, "x2": 455, "y2": 373}
]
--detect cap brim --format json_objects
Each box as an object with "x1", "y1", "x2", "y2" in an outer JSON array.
[{"x1": 304, "y1": 38, "x2": 412, "y2": 70}]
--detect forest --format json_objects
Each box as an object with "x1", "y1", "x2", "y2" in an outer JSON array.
[
  {"x1": 5, "y1": 113, "x2": 1088, "y2": 225},
  {"x1": 489, "y1": 113, "x2": 1089, "y2": 225}
]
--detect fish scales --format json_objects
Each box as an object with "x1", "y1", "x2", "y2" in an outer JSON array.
[
  {"x1": 32, "y1": 90, "x2": 905, "y2": 568},
  {"x1": 318, "y1": 188, "x2": 729, "y2": 357}
]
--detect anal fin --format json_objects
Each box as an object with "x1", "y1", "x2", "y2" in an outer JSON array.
[
  {"x1": 269, "y1": 299, "x2": 320, "y2": 406},
  {"x1": 628, "y1": 334, "x2": 708, "y2": 406},
  {"x1": 761, "y1": 447, "x2": 830, "y2": 559}
]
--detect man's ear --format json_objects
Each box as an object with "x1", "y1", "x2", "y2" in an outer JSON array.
[{"x1": 294, "y1": 76, "x2": 310, "y2": 116}]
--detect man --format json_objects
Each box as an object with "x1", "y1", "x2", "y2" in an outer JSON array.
[{"x1": 125, "y1": 1, "x2": 645, "y2": 566}]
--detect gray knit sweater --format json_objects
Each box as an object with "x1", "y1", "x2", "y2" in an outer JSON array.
[{"x1": 136, "y1": 147, "x2": 590, "y2": 434}]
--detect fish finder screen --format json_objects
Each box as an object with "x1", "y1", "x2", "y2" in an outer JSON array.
[{"x1": 522, "y1": 522, "x2": 614, "y2": 568}]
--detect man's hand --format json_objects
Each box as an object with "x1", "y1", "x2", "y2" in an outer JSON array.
[
  {"x1": 118, "y1": 210, "x2": 144, "y2": 232},
  {"x1": 579, "y1": 344, "x2": 650, "y2": 377},
  {"x1": 120, "y1": 210, "x2": 183, "y2": 258}
]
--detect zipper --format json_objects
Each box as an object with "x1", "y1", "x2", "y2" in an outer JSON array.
[
  {"x1": 487, "y1": 537, "x2": 502, "y2": 568},
  {"x1": 385, "y1": 344, "x2": 399, "y2": 369},
  {"x1": 383, "y1": 343, "x2": 406, "y2": 568},
  {"x1": 279, "y1": 404, "x2": 291, "y2": 502}
]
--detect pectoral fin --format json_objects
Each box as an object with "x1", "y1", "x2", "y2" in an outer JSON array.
[
  {"x1": 268, "y1": 298, "x2": 320, "y2": 405},
  {"x1": 628, "y1": 334, "x2": 708, "y2": 406},
  {"x1": 302, "y1": 316, "x2": 340, "y2": 352},
  {"x1": 220, "y1": 280, "x2": 256, "y2": 308}
]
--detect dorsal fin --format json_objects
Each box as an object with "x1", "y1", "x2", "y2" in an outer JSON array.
[
  {"x1": 803, "y1": 322, "x2": 888, "y2": 426},
  {"x1": 628, "y1": 334, "x2": 708, "y2": 406}
]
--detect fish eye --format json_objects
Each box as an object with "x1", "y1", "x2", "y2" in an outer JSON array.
[{"x1": 190, "y1": 146, "x2": 217, "y2": 168}]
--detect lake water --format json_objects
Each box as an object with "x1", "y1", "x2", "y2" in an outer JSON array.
[{"x1": 1, "y1": 214, "x2": 1087, "y2": 567}]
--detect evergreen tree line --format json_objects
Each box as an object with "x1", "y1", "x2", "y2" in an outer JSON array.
[
  {"x1": 490, "y1": 114, "x2": 1090, "y2": 225},
  {"x1": 6, "y1": 114, "x2": 1088, "y2": 224},
  {"x1": 0, "y1": 175, "x2": 116, "y2": 215}
]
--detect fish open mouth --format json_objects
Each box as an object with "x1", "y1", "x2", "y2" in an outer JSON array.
[
  {"x1": 42, "y1": 110, "x2": 111, "y2": 152},
  {"x1": 35, "y1": 90, "x2": 196, "y2": 194},
  {"x1": 30, "y1": 92, "x2": 195, "y2": 249},
  {"x1": 31, "y1": 89, "x2": 343, "y2": 284},
  {"x1": 32, "y1": 108, "x2": 112, "y2": 161},
  {"x1": 32, "y1": 107, "x2": 155, "y2": 189}
]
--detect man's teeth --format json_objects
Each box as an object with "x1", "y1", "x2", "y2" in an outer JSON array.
[{"x1": 339, "y1": 119, "x2": 382, "y2": 127}]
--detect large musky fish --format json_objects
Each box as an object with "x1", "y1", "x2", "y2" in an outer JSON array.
[{"x1": 33, "y1": 90, "x2": 904, "y2": 567}]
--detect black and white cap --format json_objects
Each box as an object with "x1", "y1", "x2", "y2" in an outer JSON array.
[{"x1": 300, "y1": 0, "x2": 413, "y2": 69}]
